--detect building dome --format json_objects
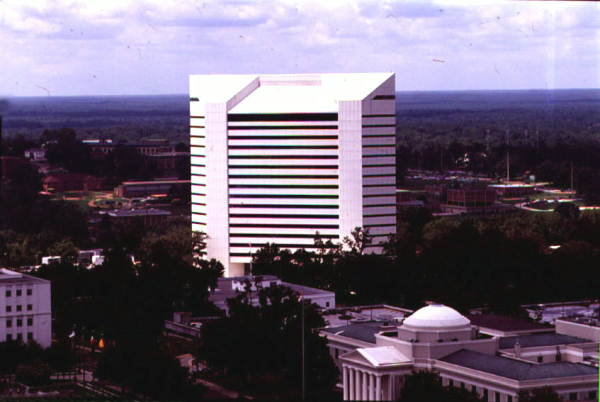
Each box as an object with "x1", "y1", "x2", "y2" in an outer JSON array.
[{"x1": 402, "y1": 304, "x2": 470, "y2": 329}]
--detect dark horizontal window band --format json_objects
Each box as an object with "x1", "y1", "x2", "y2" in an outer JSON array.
[
  {"x1": 363, "y1": 144, "x2": 396, "y2": 148},
  {"x1": 363, "y1": 224, "x2": 396, "y2": 228},
  {"x1": 193, "y1": 212, "x2": 207, "y2": 216},
  {"x1": 229, "y1": 145, "x2": 338, "y2": 150},
  {"x1": 190, "y1": 126, "x2": 205, "y2": 129},
  {"x1": 228, "y1": 113, "x2": 338, "y2": 122},
  {"x1": 363, "y1": 194, "x2": 396, "y2": 198},
  {"x1": 230, "y1": 224, "x2": 339, "y2": 229},
  {"x1": 363, "y1": 164, "x2": 396, "y2": 168},
  {"x1": 190, "y1": 135, "x2": 205, "y2": 139},
  {"x1": 230, "y1": 233, "x2": 337, "y2": 239},
  {"x1": 229, "y1": 175, "x2": 338, "y2": 179},
  {"x1": 230, "y1": 214, "x2": 338, "y2": 219},
  {"x1": 363, "y1": 203, "x2": 397, "y2": 208},
  {"x1": 230, "y1": 204, "x2": 339, "y2": 209},
  {"x1": 364, "y1": 184, "x2": 397, "y2": 188},
  {"x1": 229, "y1": 194, "x2": 338, "y2": 199},
  {"x1": 362, "y1": 124, "x2": 396, "y2": 128},
  {"x1": 230, "y1": 184, "x2": 338, "y2": 189},
  {"x1": 228, "y1": 126, "x2": 337, "y2": 130},
  {"x1": 229, "y1": 155, "x2": 337, "y2": 160},
  {"x1": 362, "y1": 114, "x2": 395, "y2": 118},
  {"x1": 229, "y1": 165, "x2": 338, "y2": 169},
  {"x1": 229, "y1": 135, "x2": 338, "y2": 140},
  {"x1": 190, "y1": 115, "x2": 205, "y2": 118},
  {"x1": 364, "y1": 213, "x2": 397, "y2": 218},
  {"x1": 230, "y1": 243, "x2": 338, "y2": 249},
  {"x1": 191, "y1": 183, "x2": 206, "y2": 187},
  {"x1": 363, "y1": 154, "x2": 396, "y2": 158},
  {"x1": 373, "y1": 95, "x2": 395, "y2": 100},
  {"x1": 191, "y1": 164, "x2": 206, "y2": 167},
  {"x1": 191, "y1": 173, "x2": 206, "y2": 177},
  {"x1": 363, "y1": 134, "x2": 396, "y2": 138},
  {"x1": 191, "y1": 202, "x2": 206, "y2": 206},
  {"x1": 363, "y1": 174, "x2": 396, "y2": 178}
]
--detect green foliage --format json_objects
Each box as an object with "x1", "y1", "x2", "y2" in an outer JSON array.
[
  {"x1": 15, "y1": 361, "x2": 52, "y2": 387},
  {"x1": 198, "y1": 283, "x2": 338, "y2": 400},
  {"x1": 398, "y1": 371, "x2": 485, "y2": 402}
]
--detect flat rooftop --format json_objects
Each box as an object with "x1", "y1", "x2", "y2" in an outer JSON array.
[
  {"x1": 440, "y1": 349, "x2": 597, "y2": 380},
  {"x1": 499, "y1": 333, "x2": 589, "y2": 349},
  {"x1": 467, "y1": 314, "x2": 549, "y2": 333},
  {"x1": 321, "y1": 323, "x2": 384, "y2": 344},
  {"x1": 0, "y1": 268, "x2": 49, "y2": 285}
]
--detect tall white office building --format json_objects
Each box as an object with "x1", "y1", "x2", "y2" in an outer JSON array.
[
  {"x1": 0, "y1": 268, "x2": 52, "y2": 347},
  {"x1": 190, "y1": 73, "x2": 396, "y2": 277}
]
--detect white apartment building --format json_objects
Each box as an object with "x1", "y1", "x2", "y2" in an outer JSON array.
[
  {"x1": 0, "y1": 268, "x2": 52, "y2": 348},
  {"x1": 190, "y1": 73, "x2": 397, "y2": 276}
]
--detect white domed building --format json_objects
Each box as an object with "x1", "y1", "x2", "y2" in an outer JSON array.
[{"x1": 321, "y1": 303, "x2": 598, "y2": 401}]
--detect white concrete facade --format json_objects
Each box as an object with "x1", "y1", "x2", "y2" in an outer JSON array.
[
  {"x1": 0, "y1": 268, "x2": 52, "y2": 348},
  {"x1": 190, "y1": 73, "x2": 397, "y2": 276}
]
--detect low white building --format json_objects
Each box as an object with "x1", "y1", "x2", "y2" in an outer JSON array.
[
  {"x1": 0, "y1": 268, "x2": 52, "y2": 348},
  {"x1": 210, "y1": 275, "x2": 335, "y2": 314},
  {"x1": 322, "y1": 304, "x2": 598, "y2": 401}
]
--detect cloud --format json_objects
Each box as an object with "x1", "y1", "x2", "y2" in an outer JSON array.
[{"x1": 0, "y1": 0, "x2": 598, "y2": 95}]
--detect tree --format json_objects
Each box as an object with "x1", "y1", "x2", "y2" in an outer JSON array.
[
  {"x1": 554, "y1": 202, "x2": 580, "y2": 220},
  {"x1": 197, "y1": 283, "x2": 338, "y2": 400},
  {"x1": 518, "y1": 387, "x2": 562, "y2": 402}
]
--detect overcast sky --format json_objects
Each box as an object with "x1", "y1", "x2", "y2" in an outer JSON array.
[{"x1": 1, "y1": 0, "x2": 599, "y2": 96}]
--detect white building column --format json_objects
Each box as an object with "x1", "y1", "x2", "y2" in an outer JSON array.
[
  {"x1": 388, "y1": 375, "x2": 393, "y2": 400},
  {"x1": 369, "y1": 374, "x2": 375, "y2": 401},
  {"x1": 375, "y1": 375, "x2": 382, "y2": 401},
  {"x1": 343, "y1": 367, "x2": 348, "y2": 400},
  {"x1": 362, "y1": 371, "x2": 368, "y2": 400},
  {"x1": 348, "y1": 368, "x2": 355, "y2": 400},
  {"x1": 355, "y1": 369, "x2": 361, "y2": 399}
]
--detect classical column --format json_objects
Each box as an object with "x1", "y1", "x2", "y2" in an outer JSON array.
[
  {"x1": 362, "y1": 371, "x2": 368, "y2": 400},
  {"x1": 355, "y1": 369, "x2": 361, "y2": 399},
  {"x1": 349, "y1": 368, "x2": 355, "y2": 400},
  {"x1": 343, "y1": 367, "x2": 348, "y2": 400},
  {"x1": 369, "y1": 374, "x2": 375, "y2": 401},
  {"x1": 388, "y1": 375, "x2": 393, "y2": 400},
  {"x1": 375, "y1": 375, "x2": 382, "y2": 401}
]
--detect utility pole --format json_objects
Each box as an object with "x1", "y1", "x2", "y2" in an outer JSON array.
[{"x1": 570, "y1": 162, "x2": 574, "y2": 191}]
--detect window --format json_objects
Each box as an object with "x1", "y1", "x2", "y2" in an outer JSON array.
[
  {"x1": 5, "y1": 290, "x2": 11, "y2": 297},
  {"x1": 27, "y1": 332, "x2": 33, "y2": 341},
  {"x1": 16, "y1": 319, "x2": 22, "y2": 327},
  {"x1": 326, "y1": 302, "x2": 330, "y2": 308},
  {"x1": 5, "y1": 306, "x2": 11, "y2": 313},
  {"x1": 16, "y1": 333, "x2": 22, "y2": 341},
  {"x1": 16, "y1": 289, "x2": 22, "y2": 296},
  {"x1": 26, "y1": 289, "x2": 32, "y2": 296},
  {"x1": 6, "y1": 319, "x2": 12, "y2": 328},
  {"x1": 449, "y1": 379, "x2": 454, "y2": 387},
  {"x1": 461, "y1": 382, "x2": 465, "y2": 389},
  {"x1": 16, "y1": 305, "x2": 22, "y2": 312},
  {"x1": 537, "y1": 355, "x2": 543, "y2": 363},
  {"x1": 483, "y1": 389, "x2": 488, "y2": 401},
  {"x1": 508, "y1": 396, "x2": 513, "y2": 402},
  {"x1": 6, "y1": 334, "x2": 12, "y2": 341},
  {"x1": 27, "y1": 304, "x2": 32, "y2": 311},
  {"x1": 495, "y1": 391, "x2": 501, "y2": 402},
  {"x1": 569, "y1": 393, "x2": 577, "y2": 401},
  {"x1": 27, "y1": 318, "x2": 33, "y2": 326}
]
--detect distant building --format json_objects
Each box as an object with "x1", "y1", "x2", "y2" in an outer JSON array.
[
  {"x1": 104, "y1": 208, "x2": 171, "y2": 226},
  {"x1": 0, "y1": 156, "x2": 30, "y2": 180},
  {"x1": 440, "y1": 188, "x2": 511, "y2": 214},
  {"x1": 488, "y1": 182, "x2": 536, "y2": 198},
  {"x1": 190, "y1": 73, "x2": 397, "y2": 276},
  {"x1": 210, "y1": 275, "x2": 336, "y2": 314},
  {"x1": 146, "y1": 152, "x2": 190, "y2": 177},
  {"x1": 42, "y1": 173, "x2": 104, "y2": 192},
  {"x1": 114, "y1": 179, "x2": 190, "y2": 198},
  {"x1": 321, "y1": 303, "x2": 598, "y2": 401},
  {"x1": 23, "y1": 148, "x2": 46, "y2": 161},
  {"x1": 84, "y1": 138, "x2": 174, "y2": 159},
  {"x1": 0, "y1": 268, "x2": 52, "y2": 348}
]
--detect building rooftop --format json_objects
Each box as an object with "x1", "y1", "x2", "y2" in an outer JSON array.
[
  {"x1": 499, "y1": 333, "x2": 589, "y2": 349},
  {"x1": 440, "y1": 349, "x2": 597, "y2": 380},
  {"x1": 321, "y1": 323, "x2": 384, "y2": 344},
  {"x1": 0, "y1": 268, "x2": 49, "y2": 285},
  {"x1": 106, "y1": 208, "x2": 171, "y2": 217},
  {"x1": 403, "y1": 304, "x2": 470, "y2": 329},
  {"x1": 467, "y1": 314, "x2": 549, "y2": 333},
  {"x1": 190, "y1": 73, "x2": 394, "y2": 114}
]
